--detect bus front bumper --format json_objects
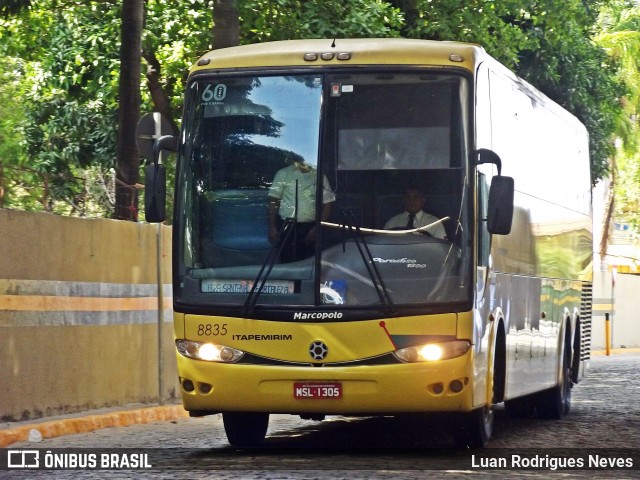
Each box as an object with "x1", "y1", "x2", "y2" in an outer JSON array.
[{"x1": 175, "y1": 350, "x2": 476, "y2": 415}]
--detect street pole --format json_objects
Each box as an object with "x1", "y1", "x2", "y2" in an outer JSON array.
[
  {"x1": 155, "y1": 113, "x2": 165, "y2": 406},
  {"x1": 157, "y1": 223, "x2": 164, "y2": 404},
  {"x1": 605, "y1": 313, "x2": 611, "y2": 356}
]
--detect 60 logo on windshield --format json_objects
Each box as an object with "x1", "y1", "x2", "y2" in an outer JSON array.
[
  {"x1": 202, "y1": 84, "x2": 227, "y2": 102},
  {"x1": 197, "y1": 323, "x2": 228, "y2": 336}
]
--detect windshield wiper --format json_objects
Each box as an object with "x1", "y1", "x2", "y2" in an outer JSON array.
[
  {"x1": 339, "y1": 208, "x2": 395, "y2": 315},
  {"x1": 244, "y1": 180, "x2": 301, "y2": 315},
  {"x1": 242, "y1": 217, "x2": 295, "y2": 316}
]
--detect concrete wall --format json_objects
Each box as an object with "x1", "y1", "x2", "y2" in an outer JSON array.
[
  {"x1": 592, "y1": 270, "x2": 640, "y2": 349},
  {"x1": 0, "y1": 209, "x2": 176, "y2": 421}
]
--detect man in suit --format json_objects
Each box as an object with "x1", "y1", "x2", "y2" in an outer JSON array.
[{"x1": 384, "y1": 186, "x2": 446, "y2": 239}]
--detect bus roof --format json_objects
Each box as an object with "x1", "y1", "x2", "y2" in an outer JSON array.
[{"x1": 191, "y1": 38, "x2": 485, "y2": 74}]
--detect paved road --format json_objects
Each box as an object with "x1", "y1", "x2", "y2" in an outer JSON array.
[{"x1": 2, "y1": 353, "x2": 640, "y2": 478}]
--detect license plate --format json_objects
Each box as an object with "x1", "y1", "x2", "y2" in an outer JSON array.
[{"x1": 294, "y1": 382, "x2": 342, "y2": 399}]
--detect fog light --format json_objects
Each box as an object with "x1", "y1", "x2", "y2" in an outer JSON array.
[
  {"x1": 183, "y1": 379, "x2": 195, "y2": 392},
  {"x1": 200, "y1": 383, "x2": 212, "y2": 394},
  {"x1": 450, "y1": 380, "x2": 464, "y2": 393},
  {"x1": 432, "y1": 383, "x2": 444, "y2": 394}
]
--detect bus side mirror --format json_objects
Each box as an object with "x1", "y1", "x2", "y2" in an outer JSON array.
[
  {"x1": 144, "y1": 135, "x2": 175, "y2": 223},
  {"x1": 487, "y1": 175, "x2": 514, "y2": 235}
]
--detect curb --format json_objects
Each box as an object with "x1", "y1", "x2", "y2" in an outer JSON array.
[
  {"x1": 0, "y1": 405, "x2": 189, "y2": 448},
  {"x1": 591, "y1": 348, "x2": 640, "y2": 356}
]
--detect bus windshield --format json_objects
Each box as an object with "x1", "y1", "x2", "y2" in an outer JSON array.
[{"x1": 175, "y1": 72, "x2": 472, "y2": 313}]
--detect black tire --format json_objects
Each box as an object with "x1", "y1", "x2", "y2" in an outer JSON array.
[
  {"x1": 454, "y1": 405, "x2": 493, "y2": 448},
  {"x1": 454, "y1": 339, "x2": 503, "y2": 448},
  {"x1": 571, "y1": 323, "x2": 581, "y2": 384},
  {"x1": 537, "y1": 342, "x2": 572, "y2": 420},
  {"x1": 504, "y1": 394, "x2": 536, "y2": 419},
  {"x1": 222, "y1": 412, "x2": 269, "y2": 447}
]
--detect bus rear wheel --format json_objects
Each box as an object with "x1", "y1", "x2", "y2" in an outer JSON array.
[
  {"x1": 537, "y1": 345, "x2": 572, "y2": 419},
  {"x1": 222, "y1": 412, "x2": 269, "y2": 447}
]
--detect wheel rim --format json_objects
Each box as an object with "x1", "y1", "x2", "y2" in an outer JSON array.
[
  {"x1": 562, "y1": 363, "x2": 571, "y2": 414},
  {"x1": 483, "y1": 405, "x2": 494, "y2": 438}
]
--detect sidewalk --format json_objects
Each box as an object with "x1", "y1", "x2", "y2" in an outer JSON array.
[{"x1": 0, "y1": 403, "x2": 189, "y2": 448}]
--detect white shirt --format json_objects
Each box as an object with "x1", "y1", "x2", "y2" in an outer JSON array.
[
  {"x1": 384, "y1": 210, "x2": 447, "y2": 239},
  {"x1": 268, "y1": 164, "x2": 335, "y2": 222}
]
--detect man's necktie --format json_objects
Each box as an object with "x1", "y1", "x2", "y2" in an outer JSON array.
[{"x1": 406, "y1": 213, "x2": 416, "y2": 228}]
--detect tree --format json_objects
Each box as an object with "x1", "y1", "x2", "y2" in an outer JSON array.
[
  {"x1": 114, "y1": 0, "x2": 144, "y2": 221},
  {"x1": 1, "y1": 4, "x2": 120, "y2": 214},
  {"x1": 0, "y1": 57, "x2": 27, "y2": 209},
  {"x1": 213, "y1": 0, "x2": 239, "y2": 49},
  {"x1": 0, "y1": 0, "x2": 31, "y2": 16},
  {"x1": 397, "y1": 0, "x2": 534, "y2": 68},
  {"x1": 514, "y1": 0, "x2": 624, "y2": 184},
  {"x1": 595, "y1": 2, "x2": 640, "y2": 250},
  {"x1": 239, "y1": 1, "x2": 404, "y2": 42},
  {"x1": 395, "y1": 0, "x2": 624, "y2": 184},
  {"x1": 0, "y1": 0, "x2": 630, "y2": 219}
]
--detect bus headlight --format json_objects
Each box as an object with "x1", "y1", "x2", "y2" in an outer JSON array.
[
  {"x1": 392, "y1": 340, "x2": 471, "y2": 363},
  {"x1": 176, "y1": 339, "x2": 244, "y2": 363}
]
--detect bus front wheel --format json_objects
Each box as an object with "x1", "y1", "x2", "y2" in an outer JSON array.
[
  {"x1": 454, "y1": 405, "x2": 493, "y2": 448},
  {"x1": 222, "y1": 412, "x2": 269, "y2": 447}
]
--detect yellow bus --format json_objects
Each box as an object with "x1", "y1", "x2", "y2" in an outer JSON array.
[{"x1": 145, "y1": 38, "x2": 592, "y2": 447}]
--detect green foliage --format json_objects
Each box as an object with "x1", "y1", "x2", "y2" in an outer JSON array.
[
  {"x1": 0, "y1": 56, "x2": 28, "y2": 208},
  {"x1": 597, "y1": 5, "x2": 640, "y2": 154},
  {"x1": 0, "y1": 2, "x2": 121, "y2": 214},
  {"x1": 22, "y1": 88, "x2": 117, "y2": 213},
  {"x1": 238, "y1": 0, "x2": 403, "y2": 43},
  {"x1": 402, "y1": 0, "x2": 624, "y2": 184},
  {"x1": 0, "y1": 0, "x2": 633, "y2": 217},
  {"x1": 143, "y1": 0, "x2": 214, "y2": 117},
  {"x1": 596, "y1": 2, "x2": 640, "y2": 231},
  {"x1": 240, "y1": 0, "x2": 404, "y2": 41},
  {"x1": 513, "y1": 0, "x2": 625, "y2": 183},
  {"x1": 405, "y1": 0, "x2": 535, "y2": 68}
]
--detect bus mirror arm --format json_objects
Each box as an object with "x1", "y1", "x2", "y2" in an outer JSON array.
[
  {"x1": 475, "y1": 149, "x2": 514, "y2": 235},
  {"x1": 152, "y1": 135, "x2": 177, "y2": 165},
  {"x1": 144, "y1": 135, "x2": 175, "y2": 223},
  {"x1": 475, "y1": 148, "x2": 502, "y2": 175}
]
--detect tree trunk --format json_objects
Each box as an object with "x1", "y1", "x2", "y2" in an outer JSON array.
[
  {"x1": 114, "y1": 0, "x2": 144, "y2": 221},
  {"x1": 389, "y1": 0, "x2": 419, "y2": 36},
  {"x1": 142, "y1": 47, "x2": 179, "y2": 136},
  {"x1": 213, "y1": 0, "x2": 239, "y2": 50},
  {"x1": 600, "y1": 183, "x2": 615, "y2": 262}
]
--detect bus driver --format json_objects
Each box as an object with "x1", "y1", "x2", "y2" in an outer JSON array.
[{"x1": 384, "y1": 186, "x2": 447, "y2": 239}]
